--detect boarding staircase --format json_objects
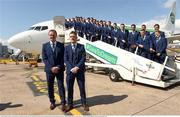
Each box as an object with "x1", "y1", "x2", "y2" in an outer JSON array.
[{"x1": 64, "y1": 28, "x2": 180, "y2": 88}]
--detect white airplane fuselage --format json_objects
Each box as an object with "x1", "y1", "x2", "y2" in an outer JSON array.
[{"x1": 8, "y1": 20, "x2": 64, "y2": 55}]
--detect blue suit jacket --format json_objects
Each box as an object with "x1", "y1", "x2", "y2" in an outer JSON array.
[
  {"x1": 42, "y1": 41, "x2": 65, "y2": 73},
  {"x1": 119, "y1": 30, "x2": 129, "y2": 43},
  {"x1": 137, "y1": 35, "x2": 151, "y2": 52},
  {"x1": 128, "y1": 31, "x2": 139, "y2": 46},
  {"x1": 64, "y1": 43, "x2": 86, "y2": 74},
  {"x1": 85, "y1": 22, "x2": 95, "y2": 35},
  {"x1": 101, "y1": 26, "x2": 108, "y2": 37},
  {"x1": 150, "y1": 36, "x2": 167, "y2": 55}
]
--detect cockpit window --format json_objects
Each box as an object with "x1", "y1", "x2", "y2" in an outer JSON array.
[
  {"x1": 28, "y1": 26, "x2": 48, "y2": 31},
  {"x1": 41, "y1": 26, "x2": 48, "y2": 31},
  {"x1": 28, "y1": 27, "x2": 35, "y2": 30},
  {"x1": 34, "y1": 26, "x2": 41, "y2": 31}
]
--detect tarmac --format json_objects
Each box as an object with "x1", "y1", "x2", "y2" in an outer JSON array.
[{"x1": 0, "y1": 62, "x2": 180, "y2": 115}]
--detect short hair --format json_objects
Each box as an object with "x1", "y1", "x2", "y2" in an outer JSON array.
[
  {"x1": 141, "y1": 24, "x2": 146, "y2": 27},
  {"x1": 48, "y1": 29, "x2": 57, "y2": 35},
  {"x1": 121, "y1": 23, "x2": 125, "y2": 26},
  {"x1": 131, "y1": 24, "x2": 136, "y2": 27},
  {"x1": 69, "y1": 31, "x2": 77, "y2": 36},
  {"x1": 154, "y1": 24, "x2": 160, "y2": 28}
]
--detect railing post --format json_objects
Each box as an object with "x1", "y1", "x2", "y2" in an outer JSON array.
[{"x1": 132, "y1": 46, "x2": 139, "y2": 85}]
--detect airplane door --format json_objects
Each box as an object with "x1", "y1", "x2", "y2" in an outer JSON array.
[
  {"x1": 53, "y1": 16, "x2": 65, "y2": 43},
  {"x1": 55, "y1": 24, "x2": 64, "y2": 43}
]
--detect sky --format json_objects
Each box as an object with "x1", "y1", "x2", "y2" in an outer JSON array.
[{"x1": 0, "y1": 0, "x2": 180, "y2": 41}]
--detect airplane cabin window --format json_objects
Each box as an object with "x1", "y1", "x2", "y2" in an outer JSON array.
[
  {"x1": 34, "y1": 26, "x2": 41, "y2": 31},
  {"x1": 41, "y1": 26, "x2": 48, "y2": 31}
]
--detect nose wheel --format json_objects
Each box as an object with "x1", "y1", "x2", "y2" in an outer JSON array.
[{"x1": 28, "y1": 58, "x2": 38, "y2": 67}]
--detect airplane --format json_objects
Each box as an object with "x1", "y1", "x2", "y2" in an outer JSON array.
[{"x1": 8, "y1": 1, "x2": 180, "y2": 62}]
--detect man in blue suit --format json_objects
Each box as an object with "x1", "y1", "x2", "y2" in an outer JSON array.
[
  {"x1": 42, "y1": 30, "x2": 66, "y2": 111},
  {"x1": 128, "y1": 24, "x2": 139, "y2": 53},
  {"x1": 64, "y1": 31, "x2": 89, "y2": 112},
  {"x1": 85, "y1": 18, "x2": 93, "y2": 41},
  {"x1": 111, "y1": 23, "x2": 121, "y2": 46},
  {"x1": 137, "y1": 30, "x2": 151, "y2": 59},
  {"x1": 119, "y1": 23, "x2": 129, "y2": 50},
  {"x1": 150, "y1": 31, "x2": 167, "y2": 63}
]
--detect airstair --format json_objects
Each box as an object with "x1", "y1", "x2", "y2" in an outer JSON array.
[{"x1": 65, "y1": 28, "x2": 180, "y2": 88}]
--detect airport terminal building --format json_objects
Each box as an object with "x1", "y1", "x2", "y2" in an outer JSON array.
[{"x1": 0, "y1": 41, "x2": 13, "y2": 57}]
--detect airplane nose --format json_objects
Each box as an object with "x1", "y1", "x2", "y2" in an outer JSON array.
[
  {"x1": 8, "y1": 31, "x2": 30, "y2": 48},
  {"x1": 8, "y1": 35, "x2": 18, "y2": 47}
]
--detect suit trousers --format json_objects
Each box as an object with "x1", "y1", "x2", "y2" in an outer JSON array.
[
  {"x1": 46, "y1": 72, "x2": 66, "y2": 105},
  {"x1": 66, "y1": 72, "x2": 87, "y2": 106}
]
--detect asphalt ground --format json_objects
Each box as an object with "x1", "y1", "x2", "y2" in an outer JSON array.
[{"x1": 0, "y1": 63, "x2": 180, "y2": 115}]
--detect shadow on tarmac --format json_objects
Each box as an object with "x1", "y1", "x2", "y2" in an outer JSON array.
[
  {"x1": 0, "y1": 102, "x2": 23, "y2": 111},
  {"x1": 74, "y1": 94, "x2": 128, "y2": 107}
]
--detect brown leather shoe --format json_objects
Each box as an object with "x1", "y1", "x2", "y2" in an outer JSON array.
[
  {"x1": 65, "y1": 105, "x2": 73, "y2": 112},
  {"x1": 82, "y1": 104, "x2": 89, "y2": 111},
  {"x1": 50, "y1": 103, "x2": 56, "y2": 110},
  {"x1": 61, "y1": 104, "x2": 66, "y2": 112}
]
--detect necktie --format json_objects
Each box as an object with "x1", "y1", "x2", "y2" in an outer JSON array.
[
  {"x1": 52, "y1": 42, "x2": 56, "y2": 63},
  {"x1": 52, "y1": 42, "x2": 55, "y2": 52},
  {"x1": 72, "y1": 44, "x2": 76, "y2": 53},
  {"x1": 143, "y1": 36, "x2": 145, "y2": 41},
  {"x1": 156, "y1": 38, "x2": 159, "y2": 43}
]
